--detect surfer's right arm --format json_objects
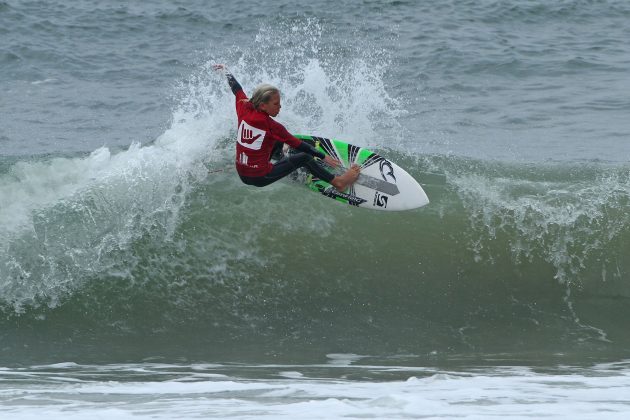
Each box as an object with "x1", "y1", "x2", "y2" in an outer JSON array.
[{"x1": 213, "y1": 64, "x2": 242, "y2": 95}]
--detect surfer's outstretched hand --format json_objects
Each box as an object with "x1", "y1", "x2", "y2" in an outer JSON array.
[{"x1": 212, "y1": 63, "x2": 226, "y2": 71}]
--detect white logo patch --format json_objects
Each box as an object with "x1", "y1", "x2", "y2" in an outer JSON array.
[{"x1": 237, "y1": 121, "x2": 266, "y2": 150}]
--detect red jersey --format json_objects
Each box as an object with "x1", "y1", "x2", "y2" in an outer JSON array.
[{"x1": 233, "y1": 89, "x2": 302, "y2": 177}]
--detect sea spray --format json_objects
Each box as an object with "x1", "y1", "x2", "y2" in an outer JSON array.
[{"x1": 0, "y1": 19, "x2": 402, "y2": 313}]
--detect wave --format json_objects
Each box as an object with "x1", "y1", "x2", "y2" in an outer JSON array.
[
  {"x1": 3, "y1": 150, "x2": 630, "y2": 358},
  {"x1": 1, "y1": 19, "x2": 630, "y2": 362}
]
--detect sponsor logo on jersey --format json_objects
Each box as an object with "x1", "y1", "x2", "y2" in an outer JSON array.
[{"x1": 237, "y1": 120, "x2": 265, "y2": 150}]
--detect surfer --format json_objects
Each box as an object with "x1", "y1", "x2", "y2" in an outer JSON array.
[{"x1": 213, "y1": 64, "x2": 360, "y2": 191}]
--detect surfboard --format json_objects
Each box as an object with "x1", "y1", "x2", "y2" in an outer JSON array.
[{"x1": 293, "y1": 135, "x2": 429, "y2": 211}]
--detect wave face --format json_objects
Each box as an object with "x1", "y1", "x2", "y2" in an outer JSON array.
[{"x1": 2, "y1": 19, "x2": 630, "y2": 365}]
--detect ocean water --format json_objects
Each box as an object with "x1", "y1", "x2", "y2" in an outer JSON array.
[{"x1": 2, "y1": 0, "x2": 630, "y2": 418}]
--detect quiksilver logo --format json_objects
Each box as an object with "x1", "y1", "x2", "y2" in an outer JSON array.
[
  {"x1": 241, "y1": 128, "x2": 261, "y2": 144},
  {"x1": 237, "y1": 121, "x2": 266, "y2": 150}
]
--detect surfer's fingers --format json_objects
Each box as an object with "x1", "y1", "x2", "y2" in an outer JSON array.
[{"x1": 323, "y1": 156, "x2": 341, "y2": 167}]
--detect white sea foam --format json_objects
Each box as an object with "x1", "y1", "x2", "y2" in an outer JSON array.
[{"x1": 1, "y1": 362, "x2": 629, "y2": 419}]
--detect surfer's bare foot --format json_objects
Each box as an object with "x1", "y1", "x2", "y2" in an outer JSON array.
[{"x1": 331, "y1": 164, "x2": 360, "y2": 192}]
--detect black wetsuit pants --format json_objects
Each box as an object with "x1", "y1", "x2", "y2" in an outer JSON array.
[{"x1": 239, "y1": 153, "x2": 335, "y2": 187}]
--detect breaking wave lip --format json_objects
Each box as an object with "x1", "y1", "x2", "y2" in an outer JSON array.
[{"x1": 444, "y1": 158, "x2": 630, "y2": 289}]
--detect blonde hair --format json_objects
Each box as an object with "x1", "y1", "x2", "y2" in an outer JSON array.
[{"x1": 250, "y1": 84, "x2": 280, "y2": 109}]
